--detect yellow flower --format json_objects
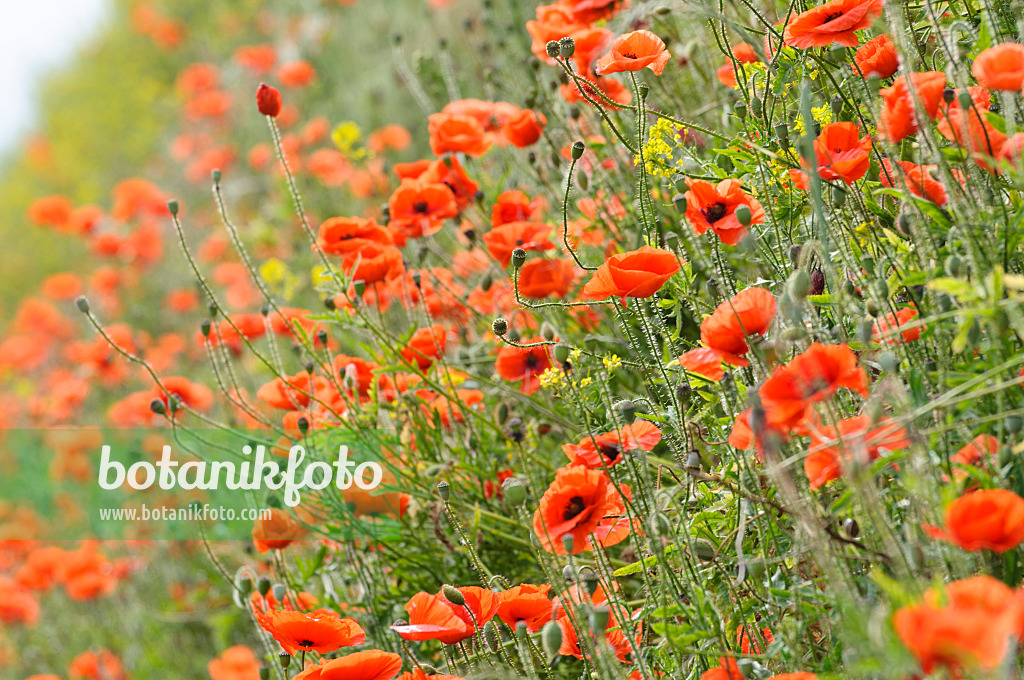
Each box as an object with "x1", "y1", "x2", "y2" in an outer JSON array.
[{"x1": 603, "y1": 354, "x2": 622, "y2": 372}]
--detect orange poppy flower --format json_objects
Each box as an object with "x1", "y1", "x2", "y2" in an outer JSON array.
[
  {"x1": 923, "y1": 488, "x2": 1024, "y2": 552},
  {"x1": 28, "y1": 195, "x2": 74, "y2": 228},
  {"x1": 388, "y1": 180, "x2": 459, "y2": 245},
  {"x1": 68, "y1": 649, "x2": 126, "y2": 680},
  {"x1": 679, "y1": 346, "x2": 728, "y2": 381},
  {"x1": 367, "y1": 124, "x2": 413, "y2": 153},
  {"x1": 879, "y1": 71, "x2": 947, "y2": 143},
  {"x1": 491, "y1": 191, "x2": 545, "y2": 226},
  {"x1": 427, "y1": 112, "x2": 491, "y2": 157},
  {"x1": 0, "y1": 576, "x2": 39, "y2": 624},
  {"x1": 717, "y1": 42, "x2": 761, "y2": 88},
  {"x1": 496, "y1": 584, "x2": 553, "y2": 632},
  {"x1": 294, "y1": 650, "x2": 403, "y2": 680},
  {"x1": 871, "y1": 304, "x2": 923, "y2": 344},
  {"x1": 533, "y1": 465, "x2": 616, "y2": 554},
  {"x1": 582, "y1": 245, "x2": 680, "y2": 301},
  {"x1": 556, "y1": 604, "x2": 640, "y2": 662},
  {"x1": 803, "y1": 415, "x2": 910, "y2": 489},
  {"x1": 812, "y1": 122, "x2": 872, "y2": 184},
  {"x1": 494, "y1": 338, "x2": 553, "y2": 395},
  {"x1": 401, "y1": 325, "x2": 448, "y2": 370},
  {"x1": 758, "y1": 343, "x2": 869, "y2": 430},
  {"x1": 894, "y1": 576, "x2": 1024, "y2": 674},
  {"x1": 518, "y1": 258, "x2": 575, "y2": 299},
  {"x1": 234, "y1": 44, "x2": 277, "y2": 74},
  {"x1": 561, "y1": 0, "x2": 628, "y2": 23},
  {"x1": 316, "y1": 216, "x2": 393, "y2": 255},
  {"x1": 596, "y1": 30, "x2": 670, "y2": 75},
  {"x1": 684, "y1": 178, "x2": 765, "y2": 245},
  {"x1": 973, "y1": 42, "x2": 1024, "y2": 91},
  {"x1": 595, "y1": 30, "x2": 670, "y2": 76},
  {"x1": 700, "y1": 658, "x2": 744, "y2": 680},
  {"x1": 700, "y1": 287, "x2": 777, "y2": 365},
  {"x1": 257, "y1": 372, "x2": 330, "y2": 410},
  {"x1": 783, "y1": 0, "x2": 884, "y2": 48},
  {"x1": 278, "y1": 60, "x2": 316, "y2": 88},
  {"x1": 880, "y1": 160, "x2": 948, "y2": 206},
  {"x1": 937, "y1": 88, "x2": 1007, "y2": 169},
  {"x1": 255, "y1": 608, "x2": 365, "y2": 655},
  {"x1": 503, "y1": 109, "x2": 547, "y2": 147},
  {"x1": 854, "y1": 34, "x2": 898, "y2": 78},
  {"x1": 396, "y1": 671, "x2": 465, "y2": 680},
  {"x1": 951, "y1": 434, "x2": 1000, "y2": 468},
  {"x1": 252, "y1": 508, "x2": 307, "y2": 553},
  {"x1": 391, "y1": 587, "x2": 497, "y2": 645},
  {"x1": 482, "y1": 221, "x2": 554, "y2": 266},
  {"x1": 562, "y1": 420, "x2": 662, "y2": 468},
  {"x1": 208, "y1": 645, "x2": 261, "y2": 680}
]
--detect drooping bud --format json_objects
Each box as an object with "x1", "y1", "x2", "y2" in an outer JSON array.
[
  {"x1": 256, "y1": 82, "x2": 283, "y2": 117},
  {"x1": 810, "y1": 268, "x2": 825, "y2": 295},
  {"x1": 257, "y1": 577, "x2": 271, "y2": 597},
  {"x1": 150, "y1": 399, "x2": 166, "y2": 416},
  {"x1": 615, "y1": 399, "x2": 637, "y2": 423},
  {"x1": 554, "y1": 343, "x2": 570, "y2": 363},
  {"x1": 788, "y1": 269, "x2": 810, "y2": 300},
  {"x1": 442, "y1": 584, "x2": 465, "y2": 606},
  {"x1": 589, "y1": 606, "x2": 610, "y2": 631},
  {"x1": 540, "y1": 322, "x2": 557, "y2": 341}
]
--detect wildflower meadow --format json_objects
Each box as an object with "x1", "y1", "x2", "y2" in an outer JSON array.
[{"x1": 7, "y1": 0, "x2": 1024, "y2": 678}]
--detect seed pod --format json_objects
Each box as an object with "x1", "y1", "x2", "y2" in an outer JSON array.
[
  {"x1": 945, "y1": 255, "x2": 962, "y2": 277},
  {"x1": 437, "y1": 480, "x2": 451, "y2": 501},
  {"x1": 1006, "y1": 415, "x2": 1023, "y2": 433},
  {"x1": 558, "y1": 36, "x2": 575, "y2": 58},
  {"x1": 879, "y1": 351, "x2": 899, "y2": 373},
  {"x1": 257, "y1": 577, "x2": 271, "y2": 597},
  {"x1": 774, "y1": 122, "x2": 790, "y2": 149},
  {"x1": 571, "y1": 140, "x2": 585, "y2": 160},
  {"x1": 150, "y1": 399, "x2": 166, "y2": 416},
  {"x1": 788, "y1": 269, "x2": 811, "y2": 300},
  {"x1": 541, "y1": 322, "x2": 557, "y2": 341},
  {"x1": 545, "y1": 40, "x2": 560, "y2": 58},
  {"x1": 278, "y1": 653, "x2": 291, "y2": 669},
  {"x1": 554, "y1": 343, "x2": 570, "y2": 363},
  {"x1": 511, "y1": 248, "x2": 527, "y2": 268},
  {"x1": 750, "y1": 95, "x2": 763, "y2": 118},
  {"x1": 672, "y1": 193, "x2": 688, "y2": 213},
  {"x1": 858, "y1": 316, "x2": 875, "y2": 344},
  {"x1": 492, "y1": 317, "x2": 509, "y2": 337},
  {"x1": 561, "y1": 533, "x2": 575, "y2": 553},
  {"x1": 212, "y1": 168, "x2": 222, "y2": 185},
  {"x1": 578, "y1": 566, "x2": 599, "y2": 596},
  {"x1": 442, "y1": 584, "x2": 465, "y2": 606},
  {"x1": 734, "y1": 100, "x2": 748, "y2": 119},
  {"x1": 873, "y1": 278, "x2": 889, "y2": 300},
  {"x1": 615, "y1": 399, "x2": 637, "y2": 423},
  {"x1": 272, "y1": 583, "x2": 287, "y2": 602},
  {"x1": 693, "y1": 538, "x2": 716, "y2": 561},
  {"x1": 842, "y1": 279, "x2": 855, "y2": 296},
  {"x1": 75, "y1": 296, "x2": 91, "y2": 313},
  {"x1": 590, "y1": 606, "x2": 610, "y2": 631},
  {"x1": 167, "y1": 198, "x2": 179, "y2": 216}
]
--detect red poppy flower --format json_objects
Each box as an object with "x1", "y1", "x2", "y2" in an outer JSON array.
[
  {"x1": 596, "y1": 30, "x2": 671, "y2": 75},
  {"x1": 803, "y1": 415, "x2": 910, "y2": 489},
  {"x1": 679, "y1": 346, "x2": 728, "y2": 381},
  {"x1": 518, "y1": 258, "x2": 575, "y2": 299},
  {"x1": 391, "y1": 587, "x2": 497, "y2": 645},
  {"x1": 388, "y1": 180, "x2": 459, "y2": 245},
  {"x1": 700, "y1": 287, "x2": 777, "y2": 365},
  {"x1": 812, "y1": 122, "x2": 872, "y2": 184},
  {"x1": 208, "y1": 645, "x2": 261, "y2": 680},
  {"x1": 257, "y1": 372, "x2": 330, "y2": 410},
  {"x1": 252, "y1": 508, "x2": 307, "y2": 552},
  {"x1": 401, "y1": 325, "x2": 448, "y2": 370},
  {"x1": 973, "y1": 42, "x2": 1024, "y2": 91},
  {"x1": 496, "y1": 584, "x2": 553, "y2": 632},
  {"x1": 254, "y1": 608, "x2": 365, "y2": 655},
  {"x1": 700, "y1": 658, "x2": 745, "y2": 680},
  {"x1": 503, "y1": 109, "x2": 547, "y2": 147},
  {"x1": 717, "y1": 43, "x2": 761, "y2": 88},
  {"x1": 491, "y1": 191, "x2": 545, "y2": 226},
  {"x1": 951, "y1": 434, "x2": 1000, "y2": 468},
  {"x1": 923, "y1": 488, "x2": 1024, "y2": 552},
  {"x1": 427, "y1": 112, "x2": 491, "y2": 157},
  {"x1": 533, "y1": 465, "x2": 625, "y2": 554},
  {"x1": 758, "y1": 343, "x2": 869, "y2": 430},
  {"x1": 316, "y1": 216, "x2": 393, "y2": 255},
  {"x1": 894, "y1": 576, "x2": 1024, "y2": 675},
  {"x1": 582, "y1": 245, "x2": 680, "y2": 301},
  {"x1": 495, "y1": 338, "x2": 553, "y2": 395},
  {"x1": 783, "y1": 0, "x2": 885, "y2": 49},
  {"x1": 854, "y1": 34, "x2": 898, "y2": 78},
  {"x1": 871, "y1": 304, "x2": 923, "y2": 344},
  {"x1": 294, "y1": 650, "x2": 404, "y2": 680},
  {"x1": 879, "y1": 71, "x2": 947, "y2": 143},
  {"x1": 562, "y1": 420, "x2": 662, "y2": 468},
  {"x1": 937, "y1": 88, "x2": 1007, "y2": 170},
  {"x1": 684, "y1": 178, "x2": 766, "y2": 245},
  {"x1": 278, "y1": 60, "x2": 316, "y2": 88},
  {"x1": 482, "y1": 221, "x2": 554, "y2": 266},
  {"x1": 880, "y1": 160, "x2": 948, "y2": 206}
]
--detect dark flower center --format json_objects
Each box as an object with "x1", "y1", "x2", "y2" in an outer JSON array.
[
  {"x1": 623, "y1": 52, "x2": 638, "y2": 59},
  {"x1": 702, "y1": 202, "x2": 728, "y2": 223},
  {"x1": 298, "y1": 639, "x2": 315, "y2": 648},
  {"x1": 563, "y1": 496, "x2": 586, "y2": 520},
  {"x1": 413, "y1": 200, "x2": 430, "y2": 213},
  {"x1": 598, "y1": 442, "x2": 622, "y2": 462},
  {"x1": 822, "y1": 12, "x2": 844, "y2": 22},
  {"x1": 524, "y1": 353, "x2": 539, "y2": 368}
]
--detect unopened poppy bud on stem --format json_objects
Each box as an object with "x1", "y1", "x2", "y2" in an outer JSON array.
[
  {"x1": 256, "y1": 82, "x2": 283, "y2": 117},
  {"x1": 259, "y1": 667, "x2": 270, "y2": 680},
  {"x1": 554, "y1": 343, "x2": 570, "y2": 363},
  {"x1": 167, "y1": 198, "x2": 179, "y2": 216},
  {"x1": 788, "y1": 269, "x2": 810, "y2": 300},
  {"x1": 590, "y1": 606, "x2": 610, "y2": 631},
  {"x1": 150, "y1": 399, "x2": 166, "y2": 416},
  {"x1": 502, "y1": 477, "x2": 526, "y2": 505},
  {"x1": 579, "y1": 566, "x2": 599, "y2": 595},
  {"x1": 272, "y1": 583, "x2": 286, "y2": 601},
  {"x1": 735, "y1": 204, "x2": 752, "y2": 226},
  {"x1": 211, "y1": 168, "x2": 221, "y2": 185},
  {"x1": 437, "y1": 480, "x2": 450, "y2": 501},
  {"x1": 441, "y1": 584, "x2": 465, "y2": 606},
  {"x1": 571, "y1": 140, "x2": 585, "y2": 160},
  {"x1": 542, "y1": 621, "x2": 562, "y2": 658},
  {"x1": 75, "y1": 295, "x2": 90, "y2": 313},
  {"x1": 257, "y1": 577, "x2": 271, "y2": 596},
  {"x1": 561, "y1": 533, "x2": 575, "y2": 553}
]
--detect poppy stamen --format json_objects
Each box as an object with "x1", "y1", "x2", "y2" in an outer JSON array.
[
  {"x1": 702, "y1": 202, "x2": 728, "y2": 223},
  {"x1": 563, "y1": 496, "x2": 586, "y2": 520}
]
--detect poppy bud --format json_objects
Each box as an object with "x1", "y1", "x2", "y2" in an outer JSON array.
[
  {"x1": 734, "y1": 100, "x2": 747, "y2": 119},
  {"x1": 830, "y1": 95, "x2": 843, "y2": 118},
  {"x1": 705, "y1": 278, "x2": 719, "y2": 298},
  {"x1": 542, "y1": 620, "x2": 562, "y2": 658},
  {"x1": 578, "y1": 566, "x2": 599, "y2": 595},
  {"x1": 545, "y1": 40, "x2": 560, "y2": 58},
  {"x1": 832, "y1": 186, "x2": 847, "y2": 209},
  {"x1": 278, "y1": 653, "x2": 291, "y2": 669},
  {"x1": 638, "y1": 82, "x2": 649, "y2": 100},
  {"x1": 350, "y1": 278, "x2": 365, "y2": 296},
  {"x1": 167, "y1": 198, "x2": 179, "y2": 216},
  {"x1": 239, "y1": 576, "x2": 254, "y2": 597},
  {"x1": 879, "y1": 351, "x2": 899, "y2": 373},
  {"x1": 558, "y1": 36, "x2": 575, "y2": 58},
  {"x1": 554, "y1": 343, "x2": 570, "y2": 363},
  {"x1": 676, "y1": 382, "x2": 692, "y2": 405},
  {"x1": 437, "y1": 480, "x2": 450, "y2": 501},
  {"x1": 75, "y1": 295, "x2": 91, "y2": 313},
  {"x1": 788, "y1": 269, "x2": 810, "y2": 300},
  {"x1": 257, "y1": 577, "x2": 271, "y2": 597},
  {"x1": 259, "y1": 667, "x2": 270, "y2": 680},
  {"x1": 561, "y1": 533, "x2": 575, "y2": 553},
  {"x1": 589, "y1": 607, "x2": 609, "y2": 631},
  {"x1": 484, "y1": 621, "x2": 502, "y2": 652},
  {"x1": 1007, "y1": 416, "x2": 1023, "y2": 433},
  {"x1": 150, "y1": 399, "x2": 166, "y2": 415},
  {"x1": 492, "y1": 317, "x2": 509, "y2": 337},
  {"x1": 750, "y1": 95, "x2": 763, "y2": 118},
  {"x1": 615, "y1": 399, "x2": 637, "y2": 423},
  {"x1": 541, "y1": 322, "x2": 557, "y2": 341},
  {"x1": 945, "y1": 255, "x2": 962, "y2": 276},
  {"x1": 957, "y1": 90, "x2": 973, "y2": 110},
  {"x1": 693, "y1": 537, "x2": 716, "y2": 561},
  {"x1": 943, "y1": 87, "x2": 955, "y2": 104},
  {"x1": 562, "y1": 565, "x2": 576, "y2": 584},
  {"x1": 411, "y1": 271, "x2": 422, "y2": 288},
  {"x1": 442, "y1": 584, "x2": 465, "y2": 606},
  {"x1": 873, "y1": 278, "x2": 888, "y2": 300},
  {"x1": 511, "y1": 248, "x2": 527, "y2": 268},
  {"x1": 515, "y1": 620, "x2": 529, "y2": 640},
  {"x1": 577, "y1": 170, "x2": 589, "y2": 191},
  {"x1": 858, "y1": 316, "x2": 875, "y2": 344},
  {"x1": 810, "y1": 268, "x2": 825, "y2": 295},
  {"x1": 571, "y1": 140, "x2": 585, "y2": 160},
  {"x1": 842, "y1": 279, "x2": 855, "y2": 296},
  {"x1": 502, "y1": 477, "x2": 527, "y2": 505},
  {"x1": 200, "y1": 319, "x2": 212, "y2": 337},
  {"x1": 212, "y1": 169, "x2": 222, "y2": 185},
  {"x1": 256, "y1": 82, "x2": 283, "y2": 117},
  {"x1": 272, "y1": 583, "x2": 286, "y2": 602},
  {"x1": 735, "y1": 204, "x2": 752, "y2": 226},
  {"x1": 672, "y1": 193, "x2": 688, "y2": 212}
]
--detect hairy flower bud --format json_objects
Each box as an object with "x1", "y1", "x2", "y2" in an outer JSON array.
[
  {"x1": 442, "y1": 584, "x2": 465, "y2": 606},
  {"x1": 542, "y1": 621, "x2": 563, "y2": 658},
  {"x1": 571, "y1": 140, "x2": 585, "y2": 160}
]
